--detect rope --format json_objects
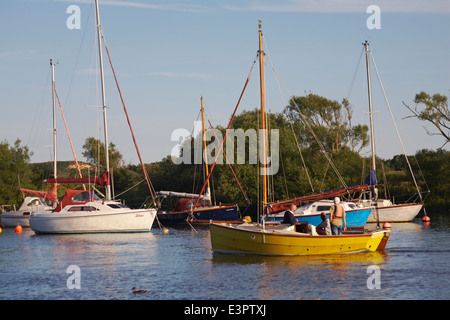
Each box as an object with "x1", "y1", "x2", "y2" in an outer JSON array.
[
  {"x1": 54, "y1": 89, "x2": 86, "y2": 190},
  {"x1": 101, "y1": 32, "x2": 157, "y2": 206}
]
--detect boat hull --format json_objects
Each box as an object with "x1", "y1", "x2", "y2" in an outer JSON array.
[
  {"x1": 157, "y1": 205, "x2": 240, "y2": 225},
  {"x1": 210, "y1": 222, "x2": 390, "y2": 256},
  {"x1": 1, "y1": 212, "x2": 32, "y2": 227},
  {"x1": 266, "y1": 207, "x2": 372, "y2": 228},
  {"x1": 367, "y1": 203, "x2": 423, "y2": 222},
  {"x1": 30, "y1": 208, "x2": 156, "y2": 234}
]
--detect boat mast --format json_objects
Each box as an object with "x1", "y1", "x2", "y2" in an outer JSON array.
[
  {"x1": 50, "y1": 59, "x2": 57, "y2": 184},
  {"x1": 200, "y1": 96, "x2": 211, "y2": 200},
  {"x1": 258, "y1": 21, "x2": 268, "y2": 213},
  {"x1": 364, "y1": 40, "x2": 378, "y2": 199},
  {"x1": 95, "y1": 0, "x2": 111, "y2": 200}
]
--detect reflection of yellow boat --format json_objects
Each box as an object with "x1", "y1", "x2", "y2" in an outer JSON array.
[{"x1": 210, "y1": 222, "x2": 390, "y2": 256}]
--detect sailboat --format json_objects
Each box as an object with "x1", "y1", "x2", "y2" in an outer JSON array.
[
  {"x1": 1, "y1": 60, "x2": 59, "y2": 228},
  {"x1": 356, "y1": 41, "x2": 423, "y2": 223},
  {"x1": 209, "y1": 22, "x2": 390, "y2": 255},
  {"x1": 156, "y1": 97, "x2": 241, "y2": 225},
  {"x1": 29, "y1": 0, "x2": 156, "y2": 234}
]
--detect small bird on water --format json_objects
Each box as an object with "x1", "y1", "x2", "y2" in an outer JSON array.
[{"x1": 132, "y1": 287, "x2": 148, "y2": 294}]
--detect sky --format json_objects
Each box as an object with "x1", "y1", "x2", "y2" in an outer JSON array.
[{"x1": 1, "y1": 0, "x2": 449, "y2": 167}]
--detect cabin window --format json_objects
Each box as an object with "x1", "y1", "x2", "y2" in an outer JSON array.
[
  {"x1": 68, "y1": 206, "x2": 99, "y2": 212},
  {"x1": 317, "y1": 206, "x2": 331, "y2": 211},
  {"x1": 28, "y1": 199, "x2": 43, "y2": 207}
]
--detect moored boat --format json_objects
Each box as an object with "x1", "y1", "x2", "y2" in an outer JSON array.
[
  {"x1": 30, "y1": 189, "x2": 155, "y2": 234},
  {"x1": 352, "y1": 42, "x2": 424, "y2": 222},
  {"x1": 1, "y1": 197, "x2": 55, "y2": 228},
  {"x1": 30, "y1": 0, "x2": 157, "y2": 234},
  {"x1": 157, "y1": 193, "x2": 240, "y2": 225}
]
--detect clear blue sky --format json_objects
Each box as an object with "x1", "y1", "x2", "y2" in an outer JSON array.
[{"x1": 1, "y1": 0, "x2": 449, "y2": 166}]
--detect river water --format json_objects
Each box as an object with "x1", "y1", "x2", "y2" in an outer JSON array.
[{"x1": 0, "y1": 212, "x2": 448, "y2": 302}]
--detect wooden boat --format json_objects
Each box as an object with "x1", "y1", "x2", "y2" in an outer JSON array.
[
  {"x1": 30, "y1": 0, "x2": 156, "y2": 234},
  {"x1": 210, "y1": 222, "x2": 390, "y2": 256},
  {"x1": 209, "y1": 22, "x2": 391, "y2": 255}
]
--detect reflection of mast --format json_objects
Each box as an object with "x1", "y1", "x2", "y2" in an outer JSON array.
[
  {"x1": 258, "y1": 21, "x2": 267, "y2": 213},
  {"x1": 200, "y1": 96, "x2": 211, "y2": 200},
  {"x1": 95, "y1": 0, "x2": 111, "y2": 200}
]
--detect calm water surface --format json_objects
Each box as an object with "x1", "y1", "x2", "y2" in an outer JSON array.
[{"x1": 0, "y1": 212, "x2": 448, "y2": 300}]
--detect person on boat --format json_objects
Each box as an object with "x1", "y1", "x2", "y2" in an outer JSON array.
[
  {"x1": 316, "y1": 212, "x2": 331, "y2": 235},
  {"x1": 330, "y1": 197, "x2": 346, "y2": 235},
  {"x1": 282, "y1": 204, "x2": 298, "y2": 225}
]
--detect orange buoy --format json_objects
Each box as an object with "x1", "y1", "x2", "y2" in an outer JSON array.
[
  {"x1": 15, "y1": 225, "x2": 23, "y2": 233},
  {"x1": 382, "y1": 222, "x2": 392, "y2": 229},
  {"x1": 422, "y1": 216, "x2": 430, "y2": 222}
]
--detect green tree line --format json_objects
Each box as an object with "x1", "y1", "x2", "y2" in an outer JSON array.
[{"x1": 1, "y1": 93, "x2": 448, "y2": 215}]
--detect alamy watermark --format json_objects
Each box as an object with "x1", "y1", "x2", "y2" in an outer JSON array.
[
  {"x1": 66, "y1": 265, "x2": 81, "y2": 289},
  {"x1": 366, "y1": 5, "x2": 381, "y2": 30},
  {"x1": 171, "y1": 121, "x2": 279, "y2": 176},
  {"x1": 66, "y1": 5, "x2": 81, "y2": 30},
  {"x1": 366, "y1": 265, "x2": 381, "y2": 289}
]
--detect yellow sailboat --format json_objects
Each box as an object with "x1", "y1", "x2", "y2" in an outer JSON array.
[{"x1": 209, "y1": 22, "x2": 390, "y2": 256}]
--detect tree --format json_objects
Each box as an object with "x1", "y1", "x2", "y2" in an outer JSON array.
[
  {"x1": 285, "y1": 93, "x2": 369, "y2": 155},
  {"x1": 0, "y1": 139, "x2": 33, "y2": 207},
  {"x1": 403, "y1": 91, "x2": 450, "y2": 147},
  {"x1": 82, "y1": 137, "x2": 124, "y2": 171}
]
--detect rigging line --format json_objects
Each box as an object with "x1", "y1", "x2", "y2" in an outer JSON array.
[
  {"x1": 266, "y1": 53, "x2": 349, "y2": 191},
  {"x1": 346, "y1": 46, "x2": 365, "y2": 100},
  {"x1": 114, "y1": 178, "x2": 145, "y2": 198},
  {"x1": 54, "y1": 88, "x2": 86, "y2": 190},
  {"x1": 101, "y1": 32, "x2": 157, "y2": 206},
  {"x1": 192, "y1": 57, "x2": 258, "y2": 211},
  {"x1": 63, "y1": 2, "x2": 94, "y2": 108},
  {"x1": 207, "y1": 118, "x2": 251, "y2": 204},
  {"x1": 369, "y1": 50, "x2": 423, "y2": 202}
]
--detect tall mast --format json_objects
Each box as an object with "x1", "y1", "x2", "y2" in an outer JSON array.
[
  {"x1": 50, "y1": 59, "x2": 57, "y2": 183},
  {"x1": 364, "y1": 41, "x2": 376, "y2": 174},
  {"x1": 95, "y1": 0, "x2": 111, "y2": 200},
  {"x1": 364, "y1": 40, "x2": 378, "y2": 200},
  {"x1": 258, "y1": 21, "x2": 267, "y2": 212},
  {"x1": 200, "y1": 96, "x2": 211, "y2": 198}
]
